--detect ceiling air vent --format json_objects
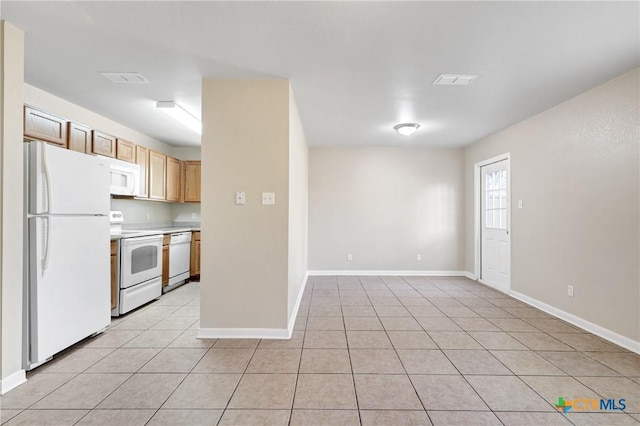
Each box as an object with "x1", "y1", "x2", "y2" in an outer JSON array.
[
  {"x1": 100, "y1": 72, "x2": 149, "y2": 84},
  {"x1": 433, "y1": 74, "x2": 478, "y2": 86}
]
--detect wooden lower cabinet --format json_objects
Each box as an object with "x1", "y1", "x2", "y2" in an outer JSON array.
[
  {"x1": 162, "y1": 235, "x2": 170, "y2": 287},
  {"x1": 110, "y1": 241, "x2": 118, "y2": 310},
  {"x1": 190, "y1": 231, "x2": 201, "y2": 279}
]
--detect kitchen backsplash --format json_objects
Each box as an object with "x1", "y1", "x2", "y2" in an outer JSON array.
[
  {"x1": 110, "y1": 198, "x2": 200, "y2": 227},
  {"x1": 172, "y1": 203, "x2": 201, "y2": 224}
]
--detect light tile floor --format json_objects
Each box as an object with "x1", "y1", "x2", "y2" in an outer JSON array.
[{"x1": 1, "y1": 276, "x2": 639, "y2": 425}]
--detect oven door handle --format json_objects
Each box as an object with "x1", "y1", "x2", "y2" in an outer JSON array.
[{"x1": 121, "y1": 235, "x2": 162, "y2": 246}]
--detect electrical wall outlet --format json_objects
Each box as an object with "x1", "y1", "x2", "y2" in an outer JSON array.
[
  {"x1": 347, "y1": 253, "x2": 353, "y2": 261},
  {"x1": 146, "y1": 212, "x2": 150, "y2": 220},
  {"x1": 235, "y1": 191, "x2": 246, "y2": 205},
  {"x1": 567, "y1": 285, "x2": 574, "y2": 297},
  {"x1": 191, "y1": 213, "x2": 197, "y2": 219},
  {"x1": 417, "y1": 254, "x2": 422, "y2": 261}
]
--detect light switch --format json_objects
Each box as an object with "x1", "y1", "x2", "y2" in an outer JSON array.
[
  {"x1": 235, "y1": 191, "x2": 246, "y2": 205},
  {"x1": 518, "y1": 200, "x2": 523, "y2": 209},
  {"x1": 262, "y1": 192, "x2": 275, "y2": 205}
]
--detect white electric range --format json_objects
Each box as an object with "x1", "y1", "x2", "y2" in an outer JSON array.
[{"x1": 110, "y1": 211, "x2": 163, "y2": 316}]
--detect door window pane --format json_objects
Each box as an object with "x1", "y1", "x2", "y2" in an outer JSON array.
[{"x1": 485, "y1": 170, "x2": 507, "y2": 230}]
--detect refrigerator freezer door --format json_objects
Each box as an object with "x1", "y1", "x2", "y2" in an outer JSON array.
[
  {"x1": 29, "y1": 215, "x2": 110, "y2": 364},
  {"x1": 29, "y1": 142, "x2": 110, "y2": 215}
]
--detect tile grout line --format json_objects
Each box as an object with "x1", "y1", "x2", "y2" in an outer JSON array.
[
  {"x1": 376, "y1": 276, "x2": 434, "y2": 424},
  {"x1": 344, "y1": 276, "x2": 363, "y2": 426},
  {"x1": 288, "y1": 290, "x2": 310, "y2": 426}
]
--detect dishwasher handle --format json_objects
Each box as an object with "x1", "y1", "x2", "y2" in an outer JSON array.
[{"x1": 169, "y1": 232, "x2": 192, "y2": 244}]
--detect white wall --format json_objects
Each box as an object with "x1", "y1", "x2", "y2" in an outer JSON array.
[
  {"x1": 172, "y1": 147, "x2": 201, "y2": 161},
  {"x1": 464, "y1": 68, "x2": 639, "y2": 344},
  {"x1": 0, "y1": 21, "x2": 25, "y2": 392},
  {"x1": 287, "y1": 88, "x2": 308, "y2": 320},
  {"x1": 201, "y1": 79, "x2": 290, "y2": 332},
  {"x1": 309, "y1": 147, "x2": 465, "y2": 272}
]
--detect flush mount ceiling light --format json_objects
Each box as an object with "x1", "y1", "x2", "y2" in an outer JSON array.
[
  {"x1": 394, "y1": 123, "x2": 420, "y2": 136},
  {"x1": 156, "y1": 101, "x2": 201, "y2": 135}
]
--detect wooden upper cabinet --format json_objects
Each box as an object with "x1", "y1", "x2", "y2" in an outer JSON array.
[
  {"x1": 135, "y1": 145, "x2": 149, "y2": 198},
  {"x1": 24, "y1": 106, "x2": 67, "y2": 146},
  {"x1": 116, "y1": 139, "x2": 136, "y2": 163},
  {"x1": 166, "y1": 156, "x2": 181, "y2": 202},
  {"x1": 67, "y1": 122, "x2": 92, "y2": 153},
  {"x1": 92, "y1": 131, "x2": 116, "y2": 158},
  {"x1": 183, "y1": 161, "x2": 201, "y2": 203},
  {"x1": 149, "y1": 150, "x2": 166, "y2": 200}
]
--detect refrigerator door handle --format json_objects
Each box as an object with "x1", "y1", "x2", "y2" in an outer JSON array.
[
  {"x1": 42, "y1": 144, "x2": 52, "y2": 214},
  {"x1": 41, "y1": 216, "x2": 51, "y2": 277}
]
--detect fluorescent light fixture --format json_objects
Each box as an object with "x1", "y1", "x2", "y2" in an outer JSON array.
[
  {"x1": 394, "y1": 123, "x2": 420, "y2": 136},
  {"x1": 156, "y1": 101, "x2": 201, "y2": 134},
  {"x1": 433, "y1": 74, "x2": 478, "y2": 85},
  {"x1": 101, "y1": 72, "x2": 149, "y2": 84}
]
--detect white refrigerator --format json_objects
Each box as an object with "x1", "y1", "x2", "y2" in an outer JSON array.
[{"x1": 24, "y1": 141, "x2": 111, "y2": 369}]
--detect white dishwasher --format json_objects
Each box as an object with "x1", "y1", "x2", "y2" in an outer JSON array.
[{"x1": 166, "y1": 232, "x2": 192, "y2": 292}]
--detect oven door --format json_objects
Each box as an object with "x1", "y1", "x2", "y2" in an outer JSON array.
[{"x1": 120, "y1": 235, "x2": 162, "y2": 288}]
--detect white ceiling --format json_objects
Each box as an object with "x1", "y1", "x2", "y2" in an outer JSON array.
[{"x1": 2, "y1": 1, "x2": 638, "y2": 148}]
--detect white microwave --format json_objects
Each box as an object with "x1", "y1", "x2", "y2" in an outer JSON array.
[{"x1": 100, "y1": 156, "x2": 140, "y2": 196}]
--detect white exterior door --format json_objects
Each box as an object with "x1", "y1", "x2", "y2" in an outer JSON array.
[{"x1": 481, "y1": 159, "x2": 510, "y2": 291}]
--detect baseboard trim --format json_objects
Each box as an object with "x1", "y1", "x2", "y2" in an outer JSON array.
[
  {"x1": 510, "y1": 290, "x2": 640, "y2": 354},
  {"x1": 287, "y1": 272, "x2": 309, "y2": 334},
  {"x1": 197, "y1": 273, "x2": 309, "y2": 341},
  {"x1": 197, "y1": 327, "x2": 290, "y2": 340},
  {"x1": 307, "y1": 270, "x2": 469, "y2": 277},
  {"x1": 477, "y1": 278, "x2": 510, "y2": 295},
  {"x1": 462, "y1": 271, "x2": 477, "y2": 280},
  {"x1": 1, "y1": 369, "x2": 26, "y2": 394}
]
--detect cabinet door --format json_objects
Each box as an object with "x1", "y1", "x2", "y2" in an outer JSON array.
[
  {"x1": 116, "y1": 139, "x2": 136, "y2": 163},
  {"x1": 149, "y1": 151, "x2": 166, "y2": 200},
  {"x1": 190, "y1": 231, "x2": 201, "y2": 278},
  {"x1": 183, "y1": 161, "x2": 201, "y2": 202},
  {"x1": 162, "y1": 244, "x2": 169, "y2": 287},
  {"x1": 24, "y1": 106, "x2": 67, "y2": 146},
  {"x1": 166, "y1": 156, "x2": 181, "y2": 202},
  {"x1": 110, "y1": 241, "x2": 118, "y2": 310},
  {"x1": 92, "y1": 131, "x2": 116, "y2": 158},
  {"x1": 194, "y1": 240, "x2": 201, "y2": 276},
  {"x1": 135, "y1": 145, "x2": 149, "y2": 198},
  {"x1": 67, "y1": 122, "x2": 92, "y2": 153}
]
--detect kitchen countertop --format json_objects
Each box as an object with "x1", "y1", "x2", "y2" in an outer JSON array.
[{"x1": 111, "y1": 226, "x2": 200, "y2": 241}]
